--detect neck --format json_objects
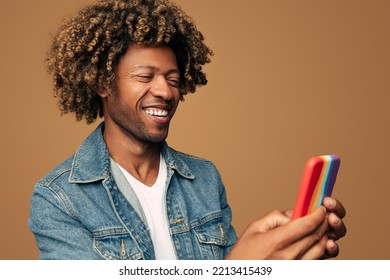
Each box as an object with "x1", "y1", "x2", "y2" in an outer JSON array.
[{"x1": 103, "y1": 124, "x2": 162, "y2": 187}]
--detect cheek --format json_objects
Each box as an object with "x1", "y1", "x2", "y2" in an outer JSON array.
[
  {"x1": 114, "y1": 88, "x2": 142, "y2": 108},
  {"x1": 173, "y1": 89, "x2": 181, "y2": 104},
  {"x1": 106, "y1": 95, "x2": 137, "y2": 119},
  {"x1": 114, "y1": 80, "x2": 147, "y2": 102},
  {"x1": 172, "y1": 96, "x2": 181, "y2": 113}
]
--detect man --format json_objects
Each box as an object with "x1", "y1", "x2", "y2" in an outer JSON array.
[{"x1": 29, "y1": 0, "x2": 346, "y2": 260}]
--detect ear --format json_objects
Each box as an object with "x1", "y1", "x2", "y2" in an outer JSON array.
[
  {"x1": 98, "y1": 84, "x2": 111, "y2": 98},
  {"x1": 98, "y1": 90, "x2": 110, "y2": 98}
]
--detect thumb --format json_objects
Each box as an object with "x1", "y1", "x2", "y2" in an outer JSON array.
[{"x1": 257, "y1": 210, "x2": 291, "y2": 232}]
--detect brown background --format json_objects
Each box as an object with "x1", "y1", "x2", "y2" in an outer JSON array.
[{"x1": 1, "y1": 0, "x2": 389, "y2": 259}]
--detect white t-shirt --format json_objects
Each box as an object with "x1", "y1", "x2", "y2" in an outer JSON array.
[{"x1": 116, "y1": 154, "x2": 177, "y2": 260}]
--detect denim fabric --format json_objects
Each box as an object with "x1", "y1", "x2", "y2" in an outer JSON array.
[{"x1": 28, "y1": 122, "x2": 237, "y2": 260}]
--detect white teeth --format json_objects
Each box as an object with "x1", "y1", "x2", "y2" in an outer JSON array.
[{"x1": 145, "y1": 109, "x2": 169, "y2": 117}]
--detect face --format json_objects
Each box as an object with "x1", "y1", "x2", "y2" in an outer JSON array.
[{"x1": 100, "y1": 46, "x2": 181, "y2": 144}]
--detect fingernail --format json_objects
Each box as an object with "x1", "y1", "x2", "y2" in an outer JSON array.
[
  {"x1": 334, "y1": 217, "x2": 341, "y2": 226},
  {"x1": 329, "y1": 240, "x2": 337, "y2": 250},
  {"x1": 327, "y1": 198, "x2": 336, "y2": 208}
]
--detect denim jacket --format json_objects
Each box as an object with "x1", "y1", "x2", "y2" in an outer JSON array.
[{"x1": 28, "y1": 122, "x2": 237, "y2": 260}]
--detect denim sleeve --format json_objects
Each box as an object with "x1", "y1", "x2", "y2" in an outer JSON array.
[
  {"x1": 28, "y1": 183, "x2": 101, "y2": 260},
  {"x1": 216, "y1": 170, "x2": 238, "y2": 258}
]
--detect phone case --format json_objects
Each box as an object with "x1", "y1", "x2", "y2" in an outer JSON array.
[{"x1": 291, "y1": 155, "x2": 340, "y2": 220}]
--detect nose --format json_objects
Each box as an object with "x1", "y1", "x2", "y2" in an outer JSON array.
[{"x1": 150, "y1": 76, "x2": 173, "y2": 101}]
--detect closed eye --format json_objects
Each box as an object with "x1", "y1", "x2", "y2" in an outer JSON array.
[
  {"x1": 136, "y1": 74, "x2": 153, "y2": 83},
  {"x1": 167, "y1": 78, "x2": 180, "y2": 88}
]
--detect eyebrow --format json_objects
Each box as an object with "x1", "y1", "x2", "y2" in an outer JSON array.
[
  {"x1": 132, "y1": 65, "x2": 180, "y2": 75},
  {"x1": 132, "y1": 65, "x2": 158, "y2": 71}
]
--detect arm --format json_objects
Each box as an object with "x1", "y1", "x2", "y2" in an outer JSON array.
[
  {"x1": 214, "y1": 168, "x2": 239, "y2": 258},
  {"x1": 28, "y1": 184, "x2": 101, "y2": 260}
]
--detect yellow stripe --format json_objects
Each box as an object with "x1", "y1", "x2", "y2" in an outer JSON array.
[{"x1": 308, "y1": 156, "x2": 331, "y2": 212}]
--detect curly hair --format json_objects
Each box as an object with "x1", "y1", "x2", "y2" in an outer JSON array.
[{"x1": 46, "y1": 0, "x2": 213, "y2": 124}]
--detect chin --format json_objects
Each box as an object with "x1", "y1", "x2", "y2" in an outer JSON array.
[{"x1": 145, "y1": 133, "x2": 168, "y2": 143}]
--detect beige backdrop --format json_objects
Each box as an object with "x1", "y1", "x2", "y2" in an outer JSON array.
[{"x1": 1, "y1": 0, "x2": 389, "y2": 259}]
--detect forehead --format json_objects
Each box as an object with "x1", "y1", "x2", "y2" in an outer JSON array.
[{"x1": 117, "y1": 45, "x2": 178, "y2": 71}]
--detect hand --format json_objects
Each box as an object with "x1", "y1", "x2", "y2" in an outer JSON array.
[
  {"x1": 321, "y1": 197, "x2": 347, "y2": 259},
  {"x1": 226, "y1": 207, "x2": 328, "y2": 259}
]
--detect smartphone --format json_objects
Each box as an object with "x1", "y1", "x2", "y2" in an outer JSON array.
[{"x1": 291, "y1": 155, "x2": 340, "y2": 220}]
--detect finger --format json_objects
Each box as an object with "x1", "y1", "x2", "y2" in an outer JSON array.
[
  {"x1": 250, "y1": 210, "x2": 291, "y2": 233},
  {"x1": 325, "y1": 239, "x2": 339, "y2": 259},
  {"x1": 323, "y1": 197, "x2": 346, "y2": 218},
  {"x1": 327, "y1": 213, "x2": 347, "y2": 240},
  {"x1": 319, "y1": 239, "x2": 339, "y2": 259},
  {"x1": 301, "y1": 235, "x2": 328, "y2": 260},
  {"x1": 283, "y1": 209, "x2": 293, "y2": 219},
  {"x1": 287, "y1": 216, "x2": 328, "y2": 259}
]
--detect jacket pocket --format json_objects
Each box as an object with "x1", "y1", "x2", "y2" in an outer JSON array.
[
  {"x1": 192, "y1": 212, "x2": 227, "y2": 260},
  {"x1": 93, "y1": 228, "x2": 143, "y2": 260}
]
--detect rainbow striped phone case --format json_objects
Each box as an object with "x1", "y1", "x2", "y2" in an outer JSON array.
[{"x1": 292, "y1": 155, "x2": 340, "y2": 220}]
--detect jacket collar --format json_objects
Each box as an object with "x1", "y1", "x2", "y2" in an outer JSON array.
[
  {"x1": 161, "y1": 142, "x2": 195, "y2": 180},
  {"x1": 69, "y1": 122, "x2": 194, "y2": 183},
  {"x1": 69, "y1": 122, "x2": 110, "y2": 183}
]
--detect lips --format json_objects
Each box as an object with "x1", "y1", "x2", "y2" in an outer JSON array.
[
  {"x1": 142, "y1": 99, "x2": 172, "y2": 117},
  {"x1": 142, "y1": 104, "x2": 172, "y2": 125},
  {"x1": 141, "y1": 98, "x2": 175, "y2": 125}
]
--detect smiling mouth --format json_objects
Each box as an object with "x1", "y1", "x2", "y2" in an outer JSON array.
[{"x1": 145, "y1": 108, "x2": 169, "y2": 118}]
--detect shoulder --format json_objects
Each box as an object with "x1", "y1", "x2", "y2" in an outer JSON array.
[
  {"x1": 174, "y1": 149, "x2": 214, "y2": 165},
  {"x1": 163, "y1": 144, "x2": 221, "y2": 179},
  {"x1": 35, "y1": 155, "x2": 75, "y2": 188},
  {"x1": 166, "y1": 144, "x2": 215, "y2": 166}
]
